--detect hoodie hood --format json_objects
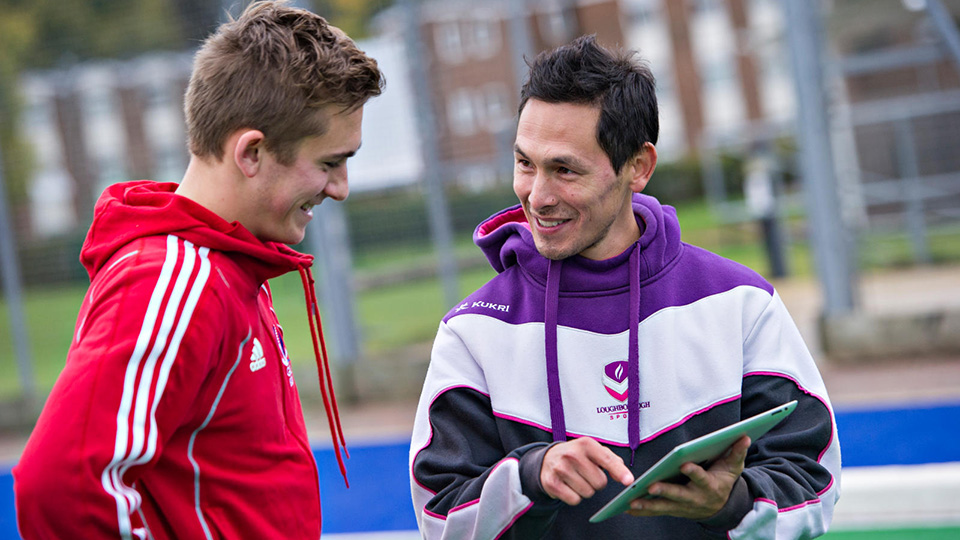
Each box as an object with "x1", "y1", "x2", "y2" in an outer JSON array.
[
  {"x1": 475, "y1": 193, "x2": 683, "y2": 287},
  {"x1": 80, "y1": 181, "x2": 312, "y2": 284},
  {"x1": 80, "y1": 181, "x2": 352, "y2": 486},
  {"x1": 474, "y1": 193, "x2": 683, "y2": 460}
]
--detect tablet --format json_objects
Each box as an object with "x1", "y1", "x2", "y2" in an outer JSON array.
[{"x1": 589, "y1": 400, "x2": 797, "y2": 523}]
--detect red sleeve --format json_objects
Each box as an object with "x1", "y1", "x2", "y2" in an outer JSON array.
[{"x1": 14, "y1": 237, "x2": 223, "y2": 539}]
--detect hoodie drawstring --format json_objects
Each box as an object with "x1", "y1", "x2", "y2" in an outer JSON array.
[
  {"x1": 299, "y1": 266, "x2": 350, "y2": 488},
  {"x1": 627, "y1": 246, "x2": 641, "y2": 466},
  {"x1": 543, "y1": 247, "x2": 642, "y2": 465},
  {"x1": 545, "y1": 259, "x2": 565, "y2": 442}
]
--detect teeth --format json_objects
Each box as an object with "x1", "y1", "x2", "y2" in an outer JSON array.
[
  {"x1": 301, "y1": 203, "x2": 314, "y2": 211},
  {"x1": 537, "y1": 218, "x2": 564, "y2": 228}
]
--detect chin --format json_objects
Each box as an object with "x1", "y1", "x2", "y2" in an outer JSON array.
[
  {"x1": 534, "y1": 241, "x2": 571, "y2": 261},
  {"x1": 287, "y1": 234, "x2": 307, "y2": 246},
  {"x1": 262, "y1": 231, "x2": 305, "y2": 246}
]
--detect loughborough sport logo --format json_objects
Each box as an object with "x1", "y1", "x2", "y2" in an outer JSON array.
[
  {"x1": 598, "y1": 360, "x2": 650, "y2": 418},
  {"x1": 602, "y1": 360, "x2": 629, "y2": 402}
]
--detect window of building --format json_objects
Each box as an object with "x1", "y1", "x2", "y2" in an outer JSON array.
[
  {"x1": 624, "y1": 0, "x2": 659, "y2": 25},
  {"x1": 469, "y1": 16, "x2": 502, "y2": 59},
  {"x1": 689, "y1": 0, "x2": 722, "y2": 14},
  {"x1": 447, "y1": 88, "x2": 477, "y2": 136},
  {"x1": 540, "y1": 4, "x2": 573, "y2": 46},
  {"x1": 435, "y1": 20, "x2": 465, "y2": 64},
  {"x1": 483, "y1": 83, "x2": 511, "y2": 131}
]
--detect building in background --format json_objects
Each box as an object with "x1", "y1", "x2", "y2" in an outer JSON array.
[
  {"x1": 372, "y1": 0, "x2": 625, "y2": 189},
  {"x1": 19, "y1": 53, "x2": 192, "y2": 239},
  {"x1": 17, "y1": 0, "x2": 956, "y2": 245},
  {"x1": 622, "y1": 0, "x2": 795, "y2": 157},
  {"x1": 15, "y1": 38, "x2": 415, "y2": 240}
]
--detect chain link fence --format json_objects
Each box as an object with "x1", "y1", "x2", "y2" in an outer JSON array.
[{"x1": 2, "y1": 0, "x2": 960, "y2": 409}]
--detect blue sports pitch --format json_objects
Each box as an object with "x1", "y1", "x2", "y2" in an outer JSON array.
[{"x1": 2, "y1": 402, "x2": 959, "y2": 538}]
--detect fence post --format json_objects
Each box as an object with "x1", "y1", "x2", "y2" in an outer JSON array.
[
  {"x1": 308, "y1": 202, "x2": 361, "y2": 402},
  {"x1": 0, "y1": 139, "x2": 37, "y2": 410},
  {"x1": 782, "y1": 0, "x2": 859, "y2": 316},
  {"x1": 893, "y1": 119, "x2": 931, "y2": 264},
  {"x1": 925, "y1": 0, "x2": 960, "y2": 71},
  {"x1": 399, "y1": 0, "x2": 460, "y2": 310}
]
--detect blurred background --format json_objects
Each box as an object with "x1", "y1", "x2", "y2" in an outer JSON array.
[{"x1": 0, "y1": 0, "x2": 959, "y2": 538}]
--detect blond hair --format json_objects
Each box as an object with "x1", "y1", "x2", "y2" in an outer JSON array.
[{"x1": 184, "y1": 0, "x2": 384, "y2": 164}]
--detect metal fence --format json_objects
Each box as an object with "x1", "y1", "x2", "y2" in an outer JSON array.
[{"x1": 2, "y1": 0, "x2": 960, "y2": 408}]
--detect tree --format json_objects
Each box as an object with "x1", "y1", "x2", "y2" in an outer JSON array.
[
  {"x1": 310, "y1": 0, "x2": 395, "y2": 39},
  {"x1": 0, "y1": 2, "x2": 38, "y2": 206}
]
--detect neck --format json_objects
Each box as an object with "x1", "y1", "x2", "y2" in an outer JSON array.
[{"x1": 176, "y1": 155, "x2": 243, "y2": 224}]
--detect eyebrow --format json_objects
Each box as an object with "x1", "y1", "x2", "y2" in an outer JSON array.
[
  {"x1": 324, "y1": 143, "x2": 362, "y2": 161},
  {"x1": 514, "y1": 144, "x2": 589, "y2": 171}
]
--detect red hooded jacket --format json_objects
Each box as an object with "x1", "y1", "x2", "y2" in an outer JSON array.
[{"x1": 14, "y1": 181, "x2": 346, "y2": 539}]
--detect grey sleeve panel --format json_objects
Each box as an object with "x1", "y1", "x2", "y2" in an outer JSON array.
[{"x1": 412, "y1": 387, "x2": 561, "y2": 539}]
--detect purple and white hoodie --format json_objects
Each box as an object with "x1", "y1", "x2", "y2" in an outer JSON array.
[{"x1": 410, "y1": 193, "x2": 841, "y2": 539}]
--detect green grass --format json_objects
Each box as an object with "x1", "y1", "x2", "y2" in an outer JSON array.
[
  {"x1": 822, "y1": 526, "x2": 960, "y2": 539},
  {"x1": 859, "y1": 227, "x2": 960, "y2": 268},
  {"x1": 0, "y1": 284, "x2": 85, "y2": 397},
  {"x1": 268, "y1": 265, "x2": 496, "y2": 361},
  {"x1": 3, "y1": 198, "x2": 960, "y2": 400}
]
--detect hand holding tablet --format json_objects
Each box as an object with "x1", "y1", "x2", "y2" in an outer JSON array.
[{"x1": 589, "y1": 400, "x2": 798, "y2": 523}]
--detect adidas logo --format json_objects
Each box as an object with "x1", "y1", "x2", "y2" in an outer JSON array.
[{"x1": 249, "y1": 338, "x2": 266, "y2": 372}]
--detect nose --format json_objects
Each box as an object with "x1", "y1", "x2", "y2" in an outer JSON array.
[
  {"x1": 324, "y1": 167, "x2": 349, "y2": 201},
  {"x1": 525, "y1": 170, "x2": 557, "y2": 211}
]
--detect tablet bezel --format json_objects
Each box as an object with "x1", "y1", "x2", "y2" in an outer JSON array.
[{"x1": 588, "y1": 400, "x2": 798, "y2": 523}]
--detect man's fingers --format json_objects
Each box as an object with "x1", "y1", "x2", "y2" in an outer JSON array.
[
  {"x1": 542, "y1": 474, "x2": 585, "y2": 506},
  {"x1": 545, "y1": 479, "x2": 582, "y2": 506},
  {"x1": 713, "y1": 435, "x2": 750, "y2": 474},
  {"x1": 551, "y1": 464, "x2": 601, "y2": 499},
  {"x1": 540, "y1": 438, "x2": 632, "y2": 504},
  {"x1": 590, "y1": 445, "x2": 634, "y2": 486}
]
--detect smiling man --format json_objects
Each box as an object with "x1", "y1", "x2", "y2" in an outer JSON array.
[
  {"x1": 410, "y1": 35, "x2": 840, "y2": 539},
  {"x1": 14, "y1": 2, "x2": 383, "y2": 538}
]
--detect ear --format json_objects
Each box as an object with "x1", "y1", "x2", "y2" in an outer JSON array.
[
  {"x1": 625, "y1": 142, "x2": 657, "y2": 193},
  {"x1": 232, "y1": 129, "x2": 267, "y2": 178}
]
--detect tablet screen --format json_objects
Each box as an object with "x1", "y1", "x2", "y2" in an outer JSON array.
[{"x1": 589, "y1": 400, "x2": 797, "y2": 523}]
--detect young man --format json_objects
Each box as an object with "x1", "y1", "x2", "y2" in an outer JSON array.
[
  {"x1": 410, "y1": 36, "x2": 840, "y2": 539},
  {"x1": 14, "y1": 2, "x2": 383, "y2": 538}
]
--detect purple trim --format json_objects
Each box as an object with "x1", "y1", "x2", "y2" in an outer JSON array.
[
  {"x1": 743, "y1": 371, "x2": 836, "y2": 462},
  {"x1": 448, "y1": 499, "x2": 480, "y2": 514},
  {"x1": 778, "y1": 498, "x2": 822, "y2": 513},
  {"x1": 490, "y1": 411, "x2": 627, "y2": 447},
  {"x1": 491, "y1": 410, "x2": 550, "y2": 431},
  {"x1": 627, "y1": 246, "x2": 641, "y2": 460},
  {"x1": 816, "y1": 476, "x2": 835, "y2": 496},
  {"x1": 636, "y1": 395, "x2": 742, "y2": 446},
  {"x1": 755, "y1": 497, "x2": 776, "y2": 507},
  {"x1": 544, "y1": 260, "x2": 566, "y2": 442},
  {"x1": 422, "y1": 507, "x2": 448, "y2": 520},
  {"x1": 445, "y1": 259, "x2": 775, "y2": 331},
  {"x1": 420, "y1": 457, "x2": 521, "y2": 522},
  {"x1": 494, "y1": 501, "x2": 535, "y2": 540},
  {"x1": 754, "y1": 496, "x2": 823, "y2": 514},
  {"x1": 413, "y1": 384, "x2": 492, "y2": 495},
  {"x1": 462, "y1": 193, "x2": 776, "y2": 329},
  {"x1": 490, "y1": 394, "x2": 743, "y2": 448}
]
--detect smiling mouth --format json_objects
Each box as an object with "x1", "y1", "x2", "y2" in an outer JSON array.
[{"x1": 536, "y1": 217, "x2": 568, "y2": 228}]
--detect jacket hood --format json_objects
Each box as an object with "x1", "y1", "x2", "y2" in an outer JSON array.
[
  {"x1": 474, "y1": 192, "x2": 683, "y2": 459},
  {"x1": 474, "y1": 193, "x2": 683, "y2": 287},
  {"x1": 79, "y1": 180, "x2": 352, "y2": 486},
  {"x1": 80, "y1": 181, "x2": 312, "y2": 283}
]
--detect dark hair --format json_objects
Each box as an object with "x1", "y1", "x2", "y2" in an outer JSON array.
[
  {"x1": 185, "y1": 0, "x2": 384, "y2": 164},
  {"x1": 518, "y1": 35, "x2": 658, "y2": 175}
]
